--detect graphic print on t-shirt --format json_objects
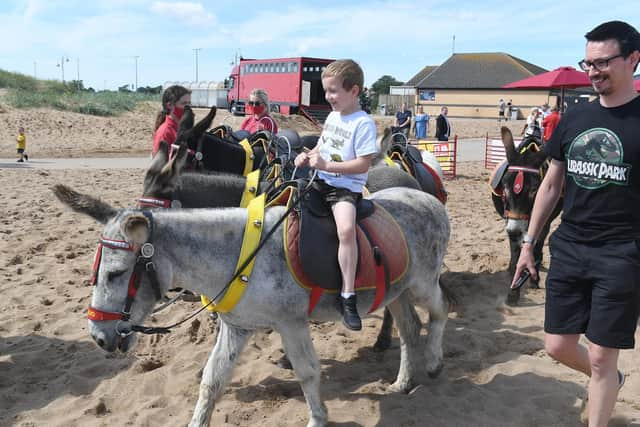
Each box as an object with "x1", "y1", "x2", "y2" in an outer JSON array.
[
  {"x1": 566, "y1": 127, "x2": 632, "y2": 189},
  {"x1": 321, "y1": 135, "x2": 345, "y2": 162}
]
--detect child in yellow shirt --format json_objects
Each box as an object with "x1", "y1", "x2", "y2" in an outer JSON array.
[{"x1": 16, "y1": 127, "x2": 28, "y2": 162}]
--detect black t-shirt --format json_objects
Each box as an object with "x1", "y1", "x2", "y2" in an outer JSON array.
[{"x1": 546, "y1": 96, "x2": 640, "y2": 243}]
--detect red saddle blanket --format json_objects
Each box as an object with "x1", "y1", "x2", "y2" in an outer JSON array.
[{"x1": 284, "y1": 201, "x2": 409, "y2": 313}]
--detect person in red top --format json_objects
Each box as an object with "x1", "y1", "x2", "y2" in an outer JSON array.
[
  {"x1": 541, "y1": 105, "x2": 561, "y2": 143},
  {"x1": 240, "y1": 88, "x2": 278, "y2": 134},
  {"x1": 152, "y1": 85, "x2": 191, "y2": 156}
]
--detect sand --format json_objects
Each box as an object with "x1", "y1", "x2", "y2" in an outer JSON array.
[{"x1": 0, "y1": 105, "x2": 638, "y2": 427}]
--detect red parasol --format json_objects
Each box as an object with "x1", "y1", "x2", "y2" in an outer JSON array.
[{"x1": 503, "y1": 66, "x2": 592, "y2": 112}]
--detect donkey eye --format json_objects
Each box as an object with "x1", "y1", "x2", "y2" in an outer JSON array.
[{"x1": 107, "y1": 270, "x2": 128, "y2": 281}]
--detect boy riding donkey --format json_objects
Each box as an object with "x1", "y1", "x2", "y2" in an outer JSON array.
[{"x1": 294, "y1": 59, "x2": 377, "y2": 330}]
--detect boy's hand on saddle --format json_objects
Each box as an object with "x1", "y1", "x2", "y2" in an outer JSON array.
[{"x1": 294, "y1": 152, "x2": 309, "y2": 168}]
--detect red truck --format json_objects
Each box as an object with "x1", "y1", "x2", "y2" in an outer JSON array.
[{"x1": 226, "y1": 56, "x2": 334, "y2": 124}]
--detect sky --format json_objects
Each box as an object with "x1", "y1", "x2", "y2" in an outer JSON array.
[{"x1": 1, "y1": 0, "x2": 638, "y2": 91}]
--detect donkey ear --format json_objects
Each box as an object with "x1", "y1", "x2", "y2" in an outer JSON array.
[
  {"x1": 158, "y1": 141, "x2": 187, "y2": 178},
  {"x1": 121, "y1": 214, "x2": 150, "y2": 246},
  {"x1": 178, "y1": 105, "x2": 195, "y2": 131},
  {"x1": 149, "y1": 141, "x2": 170, "y2": 173},
  {"x1": 52, "y1": 184, "x2": 117, "y2": 224},
  {"x1": 371, "y1": 127, "x2": 393, "y2": 167},
  {"x1": 500, "y1": 126, "x2": 519, "y2": 164},
  {"x1": 192, "y1": 105, "x2": 217, "y2": 137},
  {"x1": 530, "y1": 149, "x2": 550, "y2": 169}
]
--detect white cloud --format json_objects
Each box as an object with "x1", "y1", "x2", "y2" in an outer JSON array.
[{"x1": 150, "y1": 1, "x2": 215, "y2": 26}]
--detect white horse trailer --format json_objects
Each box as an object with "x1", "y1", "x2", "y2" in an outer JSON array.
[{"x1": 163, "y1": 81, "x2": 229, "y2": 109}]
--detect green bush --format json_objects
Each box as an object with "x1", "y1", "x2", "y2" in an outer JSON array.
[
  {"x1": 0, "y1": 68, "x2": 159, "y2": 116},
  {"x1": 0, "y1": 70, "x2": 39, "y2": 91}
]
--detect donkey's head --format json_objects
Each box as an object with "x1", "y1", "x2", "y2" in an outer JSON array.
[
  {"x1": 370, "y1": 127, "x2": 393, "y2": 167},
  {"x1": 499, "y1": 127, "x2": 549, "y2": 237},
  {"x1": 143, "y1": 141, "x2": 189, "y2": 199},
  {"x1": 53, "y1": 185, "x2": 164, "y2": 352},
  {"x1": 176, "y1": 105, "x2": 217, "y2": 151}
]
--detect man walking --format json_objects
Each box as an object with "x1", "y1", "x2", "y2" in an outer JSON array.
[{"x1": 513, "y1": 20, "x2": 640, "y2": 427}]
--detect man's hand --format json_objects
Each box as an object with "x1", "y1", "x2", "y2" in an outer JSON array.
[{"x1": 511, "y1": 244, "x2": 538, "y2": 288}]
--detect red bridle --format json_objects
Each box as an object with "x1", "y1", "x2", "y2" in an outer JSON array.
[
  {"x1": 502, "y1": 166, "x2": 542, "y2": 220},
  {"x1": 87, "y1": 232, "x2": 161, "y2": 325}
]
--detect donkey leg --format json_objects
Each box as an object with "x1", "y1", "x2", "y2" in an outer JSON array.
[
  {"x1": 278, "y1": 323, "x2": 328, "y2": 427},
  {"x1": 386, "y1": 292, "x2": 426, "y2": 393},
  {"x1": 188, "y1": 320, "x2": 252, "y2": 427},
  {"x1": 372, "y1": 308, "x2": 394, "y2": 352},
  {"x1": 412, "y1": 279, "x2": 450, "y2": 378}
]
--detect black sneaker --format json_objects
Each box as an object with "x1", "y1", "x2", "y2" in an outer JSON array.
[
  {"x1": 17, "y1": 159, "x2": 23, "y2": 162},
  {"x1": 24, "y1": 154, "x2": 28, "y2": 161},
  {"x1": 341, "y1": 295, "x2": 362, "y2": 331}
]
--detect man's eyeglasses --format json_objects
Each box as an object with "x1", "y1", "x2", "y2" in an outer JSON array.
[
  {"x1": 247, "y1": 101, "x2": 262, "y2": 106},
  {"x1": 578, "y1": 54, "x2": 624, "y2": 72}
]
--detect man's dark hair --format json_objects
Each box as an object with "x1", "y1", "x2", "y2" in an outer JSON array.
[{"x1": 585, "y1": 21, "x2": 640, "y2": 57}]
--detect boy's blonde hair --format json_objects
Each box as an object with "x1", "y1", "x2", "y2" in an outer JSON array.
[{"x1": 321, "y1": 59, "x2": 364, "y2": 95}]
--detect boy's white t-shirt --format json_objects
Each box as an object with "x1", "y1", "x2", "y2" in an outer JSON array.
[{"x1": 317, "y1": 110, "x2": 377, "y2": 193}]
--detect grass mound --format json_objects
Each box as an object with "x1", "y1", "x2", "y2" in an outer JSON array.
[{"x1": 0, "y1": 69, "x2": 159, "y2": 116}]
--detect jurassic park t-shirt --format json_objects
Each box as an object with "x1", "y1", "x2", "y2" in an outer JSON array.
[{"x1": 546, "y1": 96, "x2": 640, "y2": 243}]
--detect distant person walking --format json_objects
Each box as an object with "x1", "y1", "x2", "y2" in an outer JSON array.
[
  {"x1": 435, "y1": 106, "x2": 451, "y2": 141},
  {"x1": 16, "y1": 126, "x2": 28, "y2": 162},
  {"x1": 414, "y1": 106, "x2": 429, "y2": 139},
  {"x1": 498, "y1": 98, "x2": 506, "y2": 121},
  {"x1": 152, "y1": 85, "x2": 191, "y2": 156},
  {"x1": 506, "y1": 99, "x2": 513, "y2": 121}
]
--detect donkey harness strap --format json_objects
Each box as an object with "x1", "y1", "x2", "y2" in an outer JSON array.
[
  {"x1": 383, "y1": 154, "x2": 396, "y2": 167},
  {"x1": 239, "y1": 138, "x2": 254, "y2": 177},
  {"x1": 240, "y1": 169, "x2": 261, "y2": 208},
  {"x1": 206, "y1": 193, "x2": 266, "y2": 313}
]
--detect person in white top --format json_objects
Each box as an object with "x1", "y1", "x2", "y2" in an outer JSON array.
[{"x1": 294, "y1": 59, "x2": 377, "y2": 331}]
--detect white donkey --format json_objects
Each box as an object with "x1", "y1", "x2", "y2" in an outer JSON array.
[{"x1": 54, "y1": 181, "x2": 451, "y2": 427}]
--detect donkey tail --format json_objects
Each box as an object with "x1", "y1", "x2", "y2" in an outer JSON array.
[{"x1": 439, "y1": 275, "x2": 458, "y2": 313}]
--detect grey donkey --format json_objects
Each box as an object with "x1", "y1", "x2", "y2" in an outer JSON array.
[
  {"x1": 54, "y1": 181, "x2": 452, "y2": 427},
  {"x1": 142, "y1": 130, "x2": 442, "y2": 353}
]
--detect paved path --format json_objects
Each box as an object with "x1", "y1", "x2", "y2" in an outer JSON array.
[{"x1": 0, "y1": 138, "x2": 489, "y2": 170}]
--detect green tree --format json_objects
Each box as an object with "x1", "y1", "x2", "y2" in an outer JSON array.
[{"x1": 370, "y1": 75, "x2": 403, "y2": 111}]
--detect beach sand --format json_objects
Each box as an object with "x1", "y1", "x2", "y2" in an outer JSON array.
[{"x1": 0, "y1": 106, "x2": 638, "y2": 427}]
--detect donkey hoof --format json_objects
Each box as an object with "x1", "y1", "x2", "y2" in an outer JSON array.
[
  {"x1": 275, "y1": 354, "x2": 293, "y2": 370},
  {"x1": 427, "y1": 364, "x2": 443, "y2": 379},
  {"x1": 389, "y1": 379, "x2": 414, "y2": 394},
  {"x1": 372, "y1": 337, "x2": 391, "y2": 353},
  {"x1": 506, "y1": 289, "x2": 520, "y2": 306}
]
